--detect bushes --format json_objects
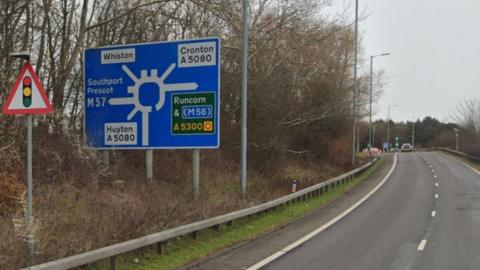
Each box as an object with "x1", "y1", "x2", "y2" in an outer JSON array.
[{"x1": 0, "y1": 125, "x2": 358, "y2": 268}]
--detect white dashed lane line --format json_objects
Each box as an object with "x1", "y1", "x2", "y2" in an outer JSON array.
[
  {"x1": 417, "y1": 239, "x2": 427, "y2": 251},
  {"x1": 435, "y1": 194, "x2": 439, "y2": 199},
  {"x1": 431, "y1": 211, "x2": 436, "y2": 217}
]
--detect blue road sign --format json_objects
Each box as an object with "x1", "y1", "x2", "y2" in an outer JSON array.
[{"x1": 84, "y1": 38, "x2": 220, "y2": 149}]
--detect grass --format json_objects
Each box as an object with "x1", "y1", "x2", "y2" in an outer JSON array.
[
  {"x1": 439, "y1": 151, "x2": 480, "y2": 171},
  {"x1": 90, "y1": 157, "x2": 384, "y2": 270}
]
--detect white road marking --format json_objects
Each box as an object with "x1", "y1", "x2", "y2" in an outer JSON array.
[
  {"x1": 431, "y1": 211, "x2": 436, "y2": 217},
  {"x1": 435, "y1": 194, "x2": 439, "y2": 199},
  {"x1": 417, "y1": 239, "x2": 427, "y2": 251},
  {"x1": 433, "y1": 175, "x2": 437, "y2": 178},
  {"x1": 431, "y1": 169, "x2": 435, "y2": 172},
  {"x1": 245, "y1": 155, "x2": 398, "y2": 270},
  {"x1": 435, "y1": 182, "x2": 438, "y2": 187}
]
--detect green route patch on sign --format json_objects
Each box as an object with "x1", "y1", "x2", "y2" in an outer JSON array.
[{"x1": 172, "y1": 92, "x2": 216, "y2": 135}]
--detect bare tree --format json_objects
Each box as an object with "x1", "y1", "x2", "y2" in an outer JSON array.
[{"x1": 453, "y1": 98, "x2": 480, "y2": 134}]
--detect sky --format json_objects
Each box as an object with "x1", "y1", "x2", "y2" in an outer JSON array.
[{"x1": 322, "y1": 0, "x2": 480, "y2": 122}]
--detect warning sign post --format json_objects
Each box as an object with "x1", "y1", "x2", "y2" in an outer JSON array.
[{"x1": 3, "y1": 59, "x2": 53, "y2": 266}]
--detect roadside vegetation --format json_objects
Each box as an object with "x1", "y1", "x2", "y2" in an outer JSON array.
[{"x1": 89, "y1": 157, "x2": 384, "y2": 270}]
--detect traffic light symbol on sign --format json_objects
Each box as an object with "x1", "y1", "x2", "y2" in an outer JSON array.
[{"x1": 23, "y1": 76, "x2": 32, "y2": 107}]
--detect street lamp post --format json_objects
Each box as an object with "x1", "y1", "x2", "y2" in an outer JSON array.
[
  {"x1": 351, "y1": 0, "x2": 359, "y2": 166},
  {"x1": 386, "y1": 105, "x2": 396, "y2": 151},
  {"x1": 372, "y1": 123, "x2": 376, "y2": 148},
  {"x1": 368, "y1": 53, "x2": 390, "y2": 154},
  {"x1": 240, "y1": 0, "x2": 249, "y2": 196},
  {"x1": 412, "y1": 119, "x2": 415, "y2": 149}
]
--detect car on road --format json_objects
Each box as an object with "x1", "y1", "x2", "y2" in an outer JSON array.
[{"x1": 401, "y1": 143, "x2": 413, "y2": 152}]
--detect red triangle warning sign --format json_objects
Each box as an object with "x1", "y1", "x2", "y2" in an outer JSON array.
[{"x1": 3, "y1": 62, "x2": 53, "y2": 115}]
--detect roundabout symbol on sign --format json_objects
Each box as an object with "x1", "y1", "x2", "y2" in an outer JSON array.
[{"x1": 108, "y1": 63, "x2": 198, "y2": 145}]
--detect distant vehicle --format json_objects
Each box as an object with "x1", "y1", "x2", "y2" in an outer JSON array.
[{"x1": 401, "y1": 143, "x2": 413, "y2": 152}]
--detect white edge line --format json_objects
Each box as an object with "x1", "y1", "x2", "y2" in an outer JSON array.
[
  {"x1": 245, "y1": 154, "x2": 398, "y2": 270},
  {"x1": 417, "y1": 239, "x2": 427, "y2": 251}
]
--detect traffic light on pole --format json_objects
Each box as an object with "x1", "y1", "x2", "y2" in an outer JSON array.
[{"x1": 23, "y1": 76, "x2": 32, "y2": 107}]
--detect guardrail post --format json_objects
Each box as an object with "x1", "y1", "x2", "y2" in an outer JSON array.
[
  {"x1": 157, "y1": 242, "x2": 165, "y2": 255},
  {"x1": 227, "y1": 220, "x2": 233, "y2": 227},
  {"x1": 192, "y1": 231, "x2": 198, "y2": 239},
  {"x1": 110, "y1": 256, "x2": 117, "y2": 270}
]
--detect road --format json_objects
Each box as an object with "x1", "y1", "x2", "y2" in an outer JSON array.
[
  {"x1": 258, "y1": 152, "x2": 480, "y2": 270},
  {"x1": 189, "y1": 152, "x2": 480, "y2": 270}
]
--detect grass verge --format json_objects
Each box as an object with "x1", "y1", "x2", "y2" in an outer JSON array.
[
  {"x1": 439, "y1": 151, "x2": 480, "y2": 172},
  {"x1": 90, "y1": 157, "x2": 385, "y2": 270}
]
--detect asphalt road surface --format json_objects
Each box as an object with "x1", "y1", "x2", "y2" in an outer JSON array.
[{"x1": 260, "y1": 152, "x2": 480, "y2": 270}]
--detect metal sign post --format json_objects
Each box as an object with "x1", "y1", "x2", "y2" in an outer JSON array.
[
  {"x1": 193, "y1": 149, "x2": 200, "y2": 197},
  {"x1": 26, "y1": 114, "x2": 34, "y2": 265},
  {"x1": 4, "y1": 52, "x2": 54, "y2": 266},
  {"x1": 146, "y1": 149, "x2": 153, "y2": 183}
]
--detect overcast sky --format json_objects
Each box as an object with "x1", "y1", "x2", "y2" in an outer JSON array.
[{"x1": 323, "y1": 0, "x2": 480, "y2": 123}]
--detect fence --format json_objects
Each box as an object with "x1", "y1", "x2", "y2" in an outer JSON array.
[{"x1": 25, "y1": 157, "x2": 379, "y2": 270}]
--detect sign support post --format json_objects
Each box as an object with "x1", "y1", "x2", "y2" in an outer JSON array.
[
  {"x1": 193, "y1": 149, "x2": 200, "y2": 197},
  {"x1": 26, "y1": 114, "x2": 34, "y2": 265},
  {"x1": 4, "y1": 51, "x2": 54, "y2": 266},
  {"x1": 146, "y1": 149, "x2": 153, "y2": 183},
  {"x1": 103, "y1": 150, "x2": 110, "y2": 166}
]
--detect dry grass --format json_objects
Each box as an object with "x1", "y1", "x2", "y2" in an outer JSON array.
[{"x1": 0, "y1": 128, "x2": 360, "y2": 269}]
